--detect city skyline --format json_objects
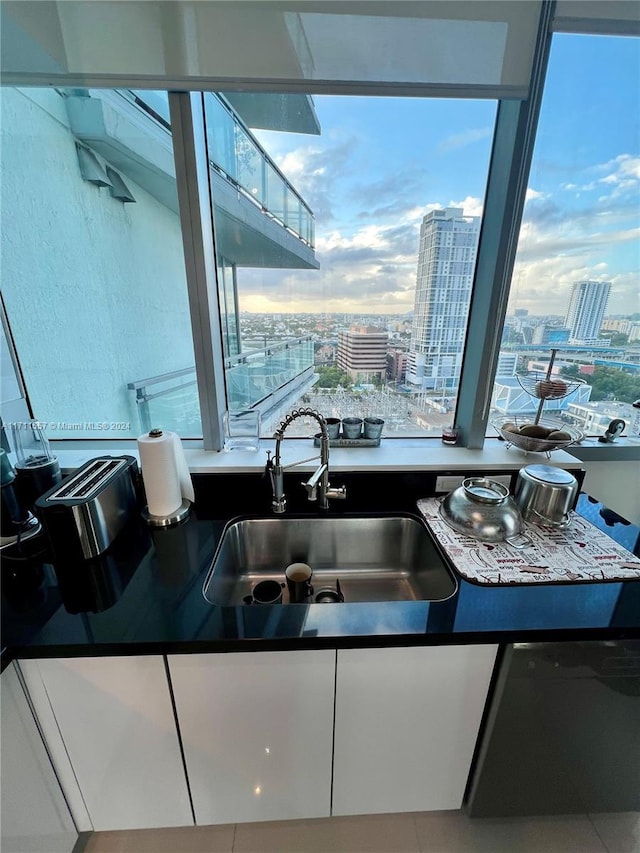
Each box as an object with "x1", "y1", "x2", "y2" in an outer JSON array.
[
  {"x1": 237, "y1": 33, "x2": 638, "y2": 318},
  {"x1": 235, "y1": 308, "x2": 639, "y2": 326}
]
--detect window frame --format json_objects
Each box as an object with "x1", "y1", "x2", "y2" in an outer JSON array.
[
  {"x1": 2, "y1": 3, "x2": 637, "y2": 454},
  {"x1": 165, "y1": 2, "x2": 554, "y2": 450}
]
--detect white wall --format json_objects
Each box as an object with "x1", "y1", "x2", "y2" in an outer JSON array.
[
  {"x1": 0, "y1": 87, "x2": 194, "y2": 437},
  {"x1": 581, "y1": 460, "x2": 640, "y2": 525}
]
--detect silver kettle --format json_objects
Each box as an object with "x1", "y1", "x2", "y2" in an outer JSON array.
[{"x1": 514, "y1": 465, "x2": 578, "y2": 528}]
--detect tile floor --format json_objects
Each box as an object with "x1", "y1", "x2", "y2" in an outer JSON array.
[{"x1": 84, "y1": 810, "x2": 639, "y2": 853}]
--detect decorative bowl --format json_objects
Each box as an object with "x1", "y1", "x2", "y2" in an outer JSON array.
[
  {"x1": 491, "y1": 417, "x2": 583, "y2": 455},
  {"x1": 439, "y1": 477, "x2": 529, "y2": 546},
  {"x1": 516, "y1": 372, "x2": 585, "y2": 400}
]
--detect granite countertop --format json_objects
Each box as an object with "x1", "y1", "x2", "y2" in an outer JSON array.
[{"x1": 2, "y1": 472, "x2": 639, "y2": 665}]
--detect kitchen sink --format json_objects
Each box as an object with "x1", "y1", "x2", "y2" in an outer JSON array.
[{"x1": 202, "y1": 514, "x2": 457, "y2": 605}]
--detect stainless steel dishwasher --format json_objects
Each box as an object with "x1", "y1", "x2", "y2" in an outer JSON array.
[{"x1": 466, "y1": 640, "x2": 640, "y2": 817}]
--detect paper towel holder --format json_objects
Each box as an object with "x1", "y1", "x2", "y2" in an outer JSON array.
[
  {"x1": 141, "y1": 428, "x2": 192, "y2": 527},
  {"x1": 142, "y1": 498, "x2": 191, "y2": 527}
]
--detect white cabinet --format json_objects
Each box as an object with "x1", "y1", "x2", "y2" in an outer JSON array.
[
  {"x1": 15, "y1": 643, "x2": 498, "y2": 832},
  {"x1": 1, "y1": 664, "x2": 77, "y2": 853},
  {"x1": 24, "y1": 656, "x2": 193, "y2": 831},
  {"x1": 168, "y1": 650, "x2": 335, "y2": 825},
  {"x1": 332, "y1": 644, "x2": 498, "y2": 816}
]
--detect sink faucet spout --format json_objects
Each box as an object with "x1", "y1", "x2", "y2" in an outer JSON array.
[{"x1": 265, "y1": 408, "x2": 346, "y2": 513}]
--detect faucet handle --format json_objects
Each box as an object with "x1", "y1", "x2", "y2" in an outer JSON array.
[
  {"x1": 302, "y1": 480, "x2": 318, "y2": 501},
  {"x1": 326, "y1": 484, "x2": 347, "y2": 501}
]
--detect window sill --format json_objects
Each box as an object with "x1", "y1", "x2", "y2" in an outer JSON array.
[
  {"x1": 50, "y1": 437, "x2": 589, "y2": 475},
  {"x1": 565, "y1": 436, "x2": 640, "y2": 463}
]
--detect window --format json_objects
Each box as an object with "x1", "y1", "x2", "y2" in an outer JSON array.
[
  {"x1": 1, "y1": 298, "x2": 29, "y2": 427},
  {"x1": 204, "y1": 94, "x2": 495, "y2": 436},
  {"x1": 489, "y1": 33, "x2": 640, "y2": 438},
  {"x1": 1, "y1": 3, "x2": 638, "y2": 452},
  {"x1": 0, "y1": 88, "x2": 199, "y2": 439}
]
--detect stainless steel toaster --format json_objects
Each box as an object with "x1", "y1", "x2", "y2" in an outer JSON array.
[{"x1": 36, "y1": 456, "x2": 139, "y2": 560}]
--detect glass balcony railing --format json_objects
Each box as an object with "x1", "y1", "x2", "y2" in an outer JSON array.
[
  {"x1": 226, "y1": 337, "x2": 315, "y2": 410},
  {"x1": 128, "y1": 90, "x2": 315, "y2": 249},
  {"x1": 203, "y1": 93, "x2": 315, "y2": 248},
  {"x1": 128, "y1": 338, "x2": 315, "y2": 434}
]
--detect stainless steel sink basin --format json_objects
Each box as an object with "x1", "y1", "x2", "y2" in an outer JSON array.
[{"x1": 203, "y1": 514, "x2": 457, "y2": 605}]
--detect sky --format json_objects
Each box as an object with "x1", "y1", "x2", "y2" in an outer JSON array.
[{"x1": 240, "y1": 33, "x2": 639, "y2": 318}]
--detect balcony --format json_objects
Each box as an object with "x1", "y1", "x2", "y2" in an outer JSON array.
[
  {"x1": 128, "y1": 337, "x2": 316, "y2": 435},
  {"x1": 65, "y1": 89, "x2": 318, "y2": 270}
]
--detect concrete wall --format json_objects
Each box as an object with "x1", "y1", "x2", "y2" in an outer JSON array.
[{"x1": 0, "y1": 88, "x2": 194, "y2": 437}]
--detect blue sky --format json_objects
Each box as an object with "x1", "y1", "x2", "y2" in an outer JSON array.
[{"x1": 245, "y1": 34, "x2": 639, "y2": 317}]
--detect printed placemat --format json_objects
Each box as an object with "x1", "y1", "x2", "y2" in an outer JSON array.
[{"x1": 417, "y1": 497, "x2": 640, "y2": 586}]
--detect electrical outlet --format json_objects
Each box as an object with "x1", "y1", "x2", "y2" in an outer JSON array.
[
  {"x1": 435, "y1": 476, "x2": 465, "y2": 494},
  {"x1": 435, "y1": 474, "x2": 512, "y2": 493}
]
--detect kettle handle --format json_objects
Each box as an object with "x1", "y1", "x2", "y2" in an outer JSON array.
[{"x1": 531, "y1": 508, "x2": 573, "y2": 529}]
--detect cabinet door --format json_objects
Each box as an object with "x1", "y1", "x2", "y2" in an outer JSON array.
[
  {"x1": 1, "y1": 665, "x2": 78, "y2": 853},
  {"x1": 32, "y1": 656, "x2": 193, "y2": 831},
  {"x1": 333, "y1": 644, "x2": 498, "y2": 816},
  {"x1": 169, "y1": 650, "x2": 335, "y2": 825}
]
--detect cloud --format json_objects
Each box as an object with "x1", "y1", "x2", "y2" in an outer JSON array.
[
  {"x1": 237, "y1": 214, "x2": 422, "y2": 314},
  {"x1": 447, "y1": 196, "x2": 484, "y2": 217},
  {"x1": 522, "y1": 197, "x2": 565, "y2": 226},
  {"x1": 243, "y1": 122, "x2": 637, "y2": 316},
  {"x1": 273, "y1": 136, "x2": 358, "y2": 222},
  {"x1": 556, "y1": 154, "x2": 639, "y2": 198},
  {"x1": 596, "y1": 154, "x2": 640, "y2": 196},
  {"x1": 437, "y1": 127, "x2": 492, "y2": 153},
  {"x1": 509, "y1": 202, "x2": 640, "y2": 315},
  {"x1": 351, "y1": 169, "x2": 429, "y2": 217}
]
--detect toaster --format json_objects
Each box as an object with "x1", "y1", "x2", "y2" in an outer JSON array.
[{"x1": 36, "y1": 455, "x2": 140, "y2": 560}]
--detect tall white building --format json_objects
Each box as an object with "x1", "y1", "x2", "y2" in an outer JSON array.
[
  {"x1": 564, "y1": 280, "x2": 611, "y2": 344},
  {"x1": 407, "y1": 208, "x2": 481, "y2": 390}
]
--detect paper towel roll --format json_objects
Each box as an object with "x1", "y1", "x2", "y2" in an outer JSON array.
[{"x1": 137, "y1": 430, "x2": 194, "y2": 518}]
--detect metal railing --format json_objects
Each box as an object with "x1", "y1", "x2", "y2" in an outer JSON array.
[
  {"x1": 128, "y1": 89, "x2": 315, "y2": 248},
  {"x1": 226, "y1": 337, "x2": 314, "y2": 411},
  {"x1": 128, "y1": 337, "x2": 315, "y2": 433},
  {"x1": 127, "y1": 368, "x2": 199, "y2": 434},
  {"x1": 204, "y1": 93, "x2": 315, "y2": 248}
]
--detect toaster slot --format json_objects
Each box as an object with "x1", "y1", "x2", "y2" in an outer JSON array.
[{"x1": 48, "y1": 458, "x2": 127, "y2": 501}]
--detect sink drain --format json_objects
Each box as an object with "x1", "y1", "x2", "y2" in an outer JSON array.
[{"x1": 314, "y1": 579, "x2": 344, "y2": 603}]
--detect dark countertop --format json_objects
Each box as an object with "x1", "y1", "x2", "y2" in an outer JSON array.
[{"x1": 2, "y1": 472, "x2": 639, "y2": 665}]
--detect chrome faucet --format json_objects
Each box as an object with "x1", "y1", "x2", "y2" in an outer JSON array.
[{"x1": 265, "y1": 408, "x2": 347, "y2": 514}]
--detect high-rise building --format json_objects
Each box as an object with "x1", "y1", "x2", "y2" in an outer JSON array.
[
  {"x1": 407, "y1": 207, "x2": 481, "y2": 390},
  {"x1": 387, "y1": 347, "x2": 408, "y2": 382},
  {"x1": 531, "y1": 325, "x2": 571, "y2": 346},
  {"x1": 564, "y1": 280, "x2": 611, "y2": 343},
  {"x1": 601, "y1": 319, "x2": 632, "y2": 335},
  {"x1": 337, "y1": 325, "x2": 388, "y2": 382}
]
